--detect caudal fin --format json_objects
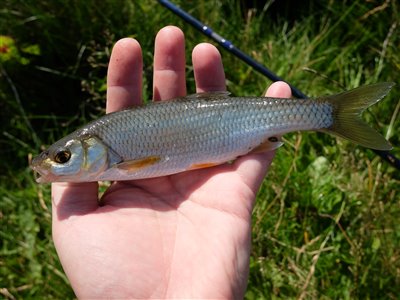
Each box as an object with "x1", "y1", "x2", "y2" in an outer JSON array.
[{"x1": 321, "y1": 82, "x2": 394, "y2": 150}]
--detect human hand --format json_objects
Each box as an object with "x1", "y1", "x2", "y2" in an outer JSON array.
[{"x1": 52, "y1": 26, "x2": 291, "y2": 299}]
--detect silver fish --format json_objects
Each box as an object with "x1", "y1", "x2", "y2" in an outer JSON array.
[{"x1": 31, "y1": 82, "x2": 394, "y2": 183}]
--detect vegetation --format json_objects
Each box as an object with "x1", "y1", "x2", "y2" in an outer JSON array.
[{"x1": 1, "y1": 0, "x2": 399, "y2": 298}]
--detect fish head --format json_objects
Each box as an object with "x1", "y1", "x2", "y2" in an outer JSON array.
[{"x1": 31, "y1": 135, "x2": 111, "y2": 183}]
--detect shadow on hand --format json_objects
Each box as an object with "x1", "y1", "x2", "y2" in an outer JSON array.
[{"x1": 55, "y1": 163, "x2": 235, "y2": 220}]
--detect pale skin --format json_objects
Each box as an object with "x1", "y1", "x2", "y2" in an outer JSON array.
[{"x1": 52, "y1": 26, "x2": 292, "y2": 299}]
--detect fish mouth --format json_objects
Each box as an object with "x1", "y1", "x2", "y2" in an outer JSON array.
[
  {"x1": 30, "y1": 165, "x2": 49, "y2": 183},
  {"x1": 30, "y1": 155, "x2": 54, "y2": 183},
  {"x1": 34, "y1": 172, "x2": 44, "y2": 183},
  {"x1": 33, "y1": 170, "x2": 54, "y2": 183},
  {"x1": 32, "y1": 168, "x2": 44, "y2": 183}
]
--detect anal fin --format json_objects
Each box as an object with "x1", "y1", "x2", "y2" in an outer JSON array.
[
  {"x1": 250, "y1": 136, "x2": 284, "y2": 154},
  {"x1": 188, "y1": 162, "x2": 220, "y2": 170}
]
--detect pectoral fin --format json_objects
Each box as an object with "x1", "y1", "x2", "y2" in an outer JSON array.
[
  {"x1": 250, "y1": 136, "x2": 284, "y2": 154},
  {"x1": 116, "y1": 156, "x2": 161, "y2": 171}
]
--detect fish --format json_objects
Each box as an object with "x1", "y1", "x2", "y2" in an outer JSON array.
[{"x1": 31, "y1": 82, "x2": 394, "y2": 183}]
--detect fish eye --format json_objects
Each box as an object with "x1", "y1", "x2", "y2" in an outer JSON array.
[{"x1": 54, "y1": 149, "x2": 71, "y2": 164}]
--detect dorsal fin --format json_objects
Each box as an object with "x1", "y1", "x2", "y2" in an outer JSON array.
[{"x1": 186, "y1": 91, "x2": 231, "y2": 100}]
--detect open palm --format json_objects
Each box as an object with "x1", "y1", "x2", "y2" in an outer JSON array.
[{"x1": 52, "y1": 26, "x2": 291, "y2": 299}]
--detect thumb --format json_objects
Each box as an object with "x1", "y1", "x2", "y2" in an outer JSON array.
[{"x1": 52, "y1": 182, "x2": 99, "y2": 221}]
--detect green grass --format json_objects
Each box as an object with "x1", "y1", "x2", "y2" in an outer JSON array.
[{"x1": 1, "y1": 0, "x2": 399, "y2": 298}]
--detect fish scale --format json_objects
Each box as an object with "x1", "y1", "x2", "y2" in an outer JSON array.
[
  {"x1": 30, "y1": 83, "x2": 394, "y2": 182},
  {"x1": 84, "y1": 97, "x2": 334, "y2": 180}
]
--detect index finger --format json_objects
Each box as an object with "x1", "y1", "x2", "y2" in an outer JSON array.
[
  {"x1": 107, "y1": 38, "x2": 143, "y2": 113},
  {"x1": 52, "y1": 38, "x2": 144, "y2": 217}
]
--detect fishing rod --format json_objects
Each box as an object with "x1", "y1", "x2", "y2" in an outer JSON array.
[{"x1": 158, "y1": 0, "x2": 400, "y2": 170}]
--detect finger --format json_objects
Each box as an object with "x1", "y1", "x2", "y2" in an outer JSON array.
[
  {"x1": 234, "y1": 81, "x2": 292, "y2": 195},
  {"x1": 52, "y1": 39, "x2": 143, "y2": 218},
  {"x1": 192, "y1": 43, "x2": 226, "y2": 92},
  {"x1": 264, "y1": 81, "x2": 293, "y2": 98},
  {"x1": 153, "y1": 26, "x2": 186, "y2": 101},
  {"x1": 107, "y1": 38, "x2": 143, "y2": 112}
]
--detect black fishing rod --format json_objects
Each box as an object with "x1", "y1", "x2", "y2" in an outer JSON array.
[{"x1": 158, "y1": 0, "x2": 400, "y2": 170}]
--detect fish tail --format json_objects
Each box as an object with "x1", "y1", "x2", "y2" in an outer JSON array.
[{"x1": 321, "y1": 82, "x2": 394, "y2": 150}]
